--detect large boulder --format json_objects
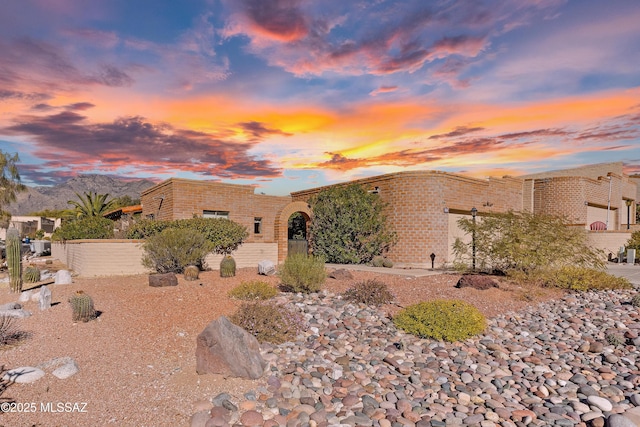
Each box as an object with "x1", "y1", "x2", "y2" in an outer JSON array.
[
  {"x1": 149, "y1": 273, "x2": 178, "y2": 287},
  {"x1": 54, "y1": 270, "x2": 72, "y2": 285},
  {"x1": 456, "y1": 274, "x2": 498, "y2": 290},
  {"x1": 196, "y1": 316, "x2": 266, "y2": 379},
  {"x1": 258, "y1": 260, "x2": 276, "y2": 276}
]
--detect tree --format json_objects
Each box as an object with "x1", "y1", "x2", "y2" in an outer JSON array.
[
  {"x1": 309, "y1": 184, "x2": 397, "y2": 264},
  {"x1": 452, "y1": 210, "x2": 605, "y2": 275},
  {"x1": 0, "y1": 151, "x2": 26, "y2": 227},
  {"x1": 68, "y1": 191, "x2": 116, "y2": 218}
]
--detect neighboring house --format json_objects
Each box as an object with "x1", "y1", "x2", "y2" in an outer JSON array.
[
  {"x1": 103, "y1": 205, "x2": 143, "y2": 221},
  {"x1": 139, "y1": 163, "x2": 637, "y2": 268},
  {"x1": 0, "y1": 216, "x2": 61, "y2": 241}
]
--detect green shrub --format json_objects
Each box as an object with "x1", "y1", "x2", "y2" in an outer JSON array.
[
  {"x1": 606, "y1": 333, "x2": 625, "y2": 347},
  {"x1": 342, "y1": 279, "x2": 394, "y2": 306},
  {"x1": 126, "y1": 219, "x2": 171, "y2": 239},
  {"x1": 631, "y1": 293, "x2": 640, "y2": 307},
  {"x1": 394, "y1": 299, "x2": 486, "y2": 342},
  {"x1": 228, "y1": 281, "x2": 278, "y2": 300},
  {"x1": 52, "y1": 216, "x2": 114, "y2": 241},
  {"x1": 142, "y1": 228, "x2": 212, "y2": 273},
  {"x1": 279, "y1": 254, "x2": 326, "y2": 293},
  {"x1": 230, "y1": 302, "x2": 304, "y2": 344},
  {"x1": 626, "y1": 230, "x2": 640, "y2": 251},
  {"x1": 543, "y1": 266, "x2": 632, "y2": 291},
  {"x1": 309, "y1": 184, "x2": 397, "y2": 264}
]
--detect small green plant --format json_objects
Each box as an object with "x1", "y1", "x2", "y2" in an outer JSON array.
[
  {"x1": 0, "y1": 315, "x2": 28, "y2": 348},
  {"x1": 142, "y1": 228, "x2": 212, "y2": 273},
  {"x1": 228, "y1": 281, "x2": 278, "y2": 300},
  {"x1": 544, "y1": 266, "x2": 632, "y2": 291},
  {"x1": 382, "y1": 257, "x2": 393, "y2": 268},
  {"x1": 34, "y1": 229, "x2": 45, "y2": 240},
  {"x1": 606, "y1": 333, "x2": 625, "y2": 347},
  {"x1": 394, "y1": 299, "x2": 486, "y2": 342},
  {"x1": 631, "y1": 293, "x2": 640, "y2": 307},
  {"x1": 342, "y1": 279, "x2": 394, "y2": 306},
  {"x1": 230, "y1": 302, "x2": 305, "y2": 344},
  {"x1": 24, "y1": 266, "x2": 41, "y2": 283},
  {"x1": 69, "y1": 291, "x2": 97, "y2": 322},
  {"x1": 183, "y1": 265, "x2": 199, "y2": 281},
  {"x1": 372, "y1": 256, "x2": 384, "y2": 267},
  {"x1": 220, "y1": 255, "x2": 236, "y2": 278},
  {"x1": 6, "y1": 228, "x2": 22, "y2": 293},
  {"x1": 279, "y1": 254, "x2": 326, "y2": 293}
]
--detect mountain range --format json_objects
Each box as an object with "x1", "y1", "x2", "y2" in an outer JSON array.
[{"x1": 7, "y1": 175, "x2": 157, "y2": 216}]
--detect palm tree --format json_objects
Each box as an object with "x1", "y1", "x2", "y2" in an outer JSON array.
[{"x1": 68, "y1": 191, "x2": 117, "y2": 219}]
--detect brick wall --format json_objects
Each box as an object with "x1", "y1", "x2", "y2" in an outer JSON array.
[
  {"x1": 292, "y1": 171, "x2": 523, "y2": 267},
  {"x1": 52, "y1": 241, "x2": 277, "y2": 277}
]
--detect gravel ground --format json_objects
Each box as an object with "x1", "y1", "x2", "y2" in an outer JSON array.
[{"x1": 0, "y1": 264, "x2": 562, "y2": 427}]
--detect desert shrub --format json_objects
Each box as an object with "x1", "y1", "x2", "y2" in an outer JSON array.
[
  {"x1": 626, "y1": 230, "x2": 640, "y2": 251},
  {"x1": 342, "y1": 279, "x2": 394, "y2": 306},
  {"x1": 51, "y1": 216, "x2": 114, "y2": 241},
  {"x1": 142, "y1": 228, "x2": 212, "y2": 273},
  {"x1": 309, "y1": 184, "x2": 397, "y2": 264},
  {"x1": 230, "y1": 302, "x2": 304, "y2": 344},
  {"x1": 228, "y1": 281, "x2": 278, "y2": 300},
  {"x1": 279, "y1": 254, "x2": 326, "y2": 293},
  {"x1": 606, "y1": 332, "x2": 625, "y2": 347},
  {"x1": 453, "y1": 211, "x2": 605, "y2": 277},
  {"x1": 127, "y1": 217, "x2": 248, "y2": 255},
  {"x1": 394, "y1": 299, "x2": 486, "y2": 342},
  {"x1": 631, "y1": 293, "x2": 640, "y2": 307},
  {"x1": 541, "y1": 266, "x2": 632, "y2": 291},
  {"x1": 0, "y1": 315, "x2": 28, "y2": 348}
]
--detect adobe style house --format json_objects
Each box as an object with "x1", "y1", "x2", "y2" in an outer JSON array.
[
  {"x1": 140, "y1": 163, "x2": 637, "y2": 268},
  {"x1": 0, "y1": 216, "x2": 61, "y2": 241}
]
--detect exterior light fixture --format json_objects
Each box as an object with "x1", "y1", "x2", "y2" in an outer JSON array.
[
  {"x1": 626, "y1": 199, "x2": 633, "y2": 230},
  {"x1": 471, "y1": 207, "x2": 478, "y2": 271}
]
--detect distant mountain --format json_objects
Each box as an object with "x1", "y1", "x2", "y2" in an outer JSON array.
[{"x1": 7, "y1": 174, "x2": 157, "y2": 215}]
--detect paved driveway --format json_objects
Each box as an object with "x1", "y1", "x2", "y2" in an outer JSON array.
[{"x1": 607, "y1": 263, "x2": 640, "y2": 286}]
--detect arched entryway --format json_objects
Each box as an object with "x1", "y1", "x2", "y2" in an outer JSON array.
[{"x1": 275, "y1": 201, "x2": 312, "y2": 263}]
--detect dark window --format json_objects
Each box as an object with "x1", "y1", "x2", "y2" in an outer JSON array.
[{"x1": 254, "y1": 217, "x2": 262, "y2": 234}]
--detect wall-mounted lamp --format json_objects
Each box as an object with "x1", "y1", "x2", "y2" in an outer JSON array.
[
  {"x1": 368, "y1": 186, "x2": 380, "y2": 195},
  {"x1": 443, "y1": 207, "x2": 449, "y2": 213}
]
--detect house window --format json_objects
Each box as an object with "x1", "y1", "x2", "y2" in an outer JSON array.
[
  {"x1": 203, "y1": 210, "x2": 229, "y2": 219},
  {"x1": 254, "y1": 217, "x2": 262, "y2": 234}
]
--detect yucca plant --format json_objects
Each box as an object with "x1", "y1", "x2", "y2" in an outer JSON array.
[{"x1": 69, "y1": 291, "x2": 97, "y2": 322}]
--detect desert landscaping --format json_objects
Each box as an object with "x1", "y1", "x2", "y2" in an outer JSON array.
[{"x1": 1, "y1": 260, "x2": 640, "y2": 427}]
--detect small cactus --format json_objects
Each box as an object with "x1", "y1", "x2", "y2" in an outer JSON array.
[
  {"x1": 24, "y1": 266, "x2": 41, "y2": 283},
  {"x1": 606, "y1": 333, "x2": 625, "y2": 347},
  {"x1": 382, "y1": 257, "x2": 394, "y2": 268},
  {"x1": 184, "y1": 265, "x2": 199, "y2": 281},
  {"x1": 372, "y1": 256, "x2": 384, "y2": 267},
  {"x1": 6, "y1": 228, "x2": 22, "y2": 293},
  {"x1": 631, "y1": 293, "x2": 640, "y2": 307},
  {"x1": 69, "y1": 291, "x2": 97, "y2": 322},
  {"x1": 220, "y1": 255, "x2": 236, "y2": 278}
]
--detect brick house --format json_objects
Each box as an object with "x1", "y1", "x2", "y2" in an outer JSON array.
[{"x1": 140, "y1": 163, "x2": 636, "y2": 268}]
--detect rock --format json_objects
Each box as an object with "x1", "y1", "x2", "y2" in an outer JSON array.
[
  {"x1": 148, "y1": 273, "x2": 178, "y2": 287},
  {"x1": 588, "y1": 396, "x2": 613, "y2": 412},
  {"x1": 39, "y1": 285, "x2": 52, "y2": 310},
  {"x1": 456, "y1": 274, "x2": 498, "y2": 290},
  {"x1": 0, "y1": 302, "x2": 21, "y2": 310},
  {"x1": 606, "y1": 414, "x2": 637, "y2": 427},
  {"x1": 0, "y1": 309, "x2": 32, "y2": 318},
  {"x1": 329, "y1": 269, "x2": 354, "y2": 280},
  {"x1": 258, "y1": 260, "x2": 276, "y2": 276},
  {"x1": 190, "y1": 410, "x2": 210, "y2": 427},
  {"x1": 18, "y1": 291, "x2": 32, "y2": 302},
  {"x1": 3, "y1": 367, "x2": 45, "y2": 384},
  {"x1": 240, "y1": 410, "x2": 264, "y2": 426},
  {"x1": 52, "y1": 360, "x2": 79, "y2": 379},
  {"x1": 196, "y1": 316, "x2": 266, "y2": 379},
  {"x1": 54, "y1": 270, "x2": 72, "y2": 285}
]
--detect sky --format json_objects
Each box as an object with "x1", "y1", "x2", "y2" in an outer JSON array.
[{"x1": 0, "y1": 0, "x2": 639, "y2": 195}]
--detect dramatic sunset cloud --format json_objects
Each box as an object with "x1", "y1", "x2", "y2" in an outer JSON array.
[{"x1": 0, "y1": 0, "x2": 638, "y2": 193}]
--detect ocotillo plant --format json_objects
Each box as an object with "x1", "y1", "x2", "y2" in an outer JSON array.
[{"x1": 6, "y1": 228, "x2": 22, "y2": 293}]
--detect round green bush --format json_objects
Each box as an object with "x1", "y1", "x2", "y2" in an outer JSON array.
[
  {"x1": 52, "y1": 216, "x2": 114, "y2": 241},
  {"x1": 394, "y1": 299, "x2": 486, "y2": 342},
  {"x1": 141, "y1": 228, "x2": 212, "y2": 273},
  {"x1": 228, "y1": 281, "x2": 278, "y2": 300}
]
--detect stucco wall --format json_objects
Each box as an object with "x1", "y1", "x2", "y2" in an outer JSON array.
[
  {"x1": 587, "y1": 231, "x2": 632, "y2": 258},
  {"x1": 53, "y1": 241, "x2": 278, "y2": 277}
]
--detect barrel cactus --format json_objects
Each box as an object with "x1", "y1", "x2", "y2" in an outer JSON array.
[
  {"x1": 382, "y1": 257, "x2": 394, "y2": 268},
  {"x1": 372, "y1": 256, "x2": 384, "y2": 267},
  {"x1": 6, "y1": 228, "x2": 22, "y2": 293},
  {"x1": 69, "y1": 291, "x2": 97, "y2": 322},
  {"x1": 184, "y1": 265, "x2": 199, "y2": 281},
  {"x1": 24, "y1": 266, "x2": 41, "y2": 283},
  {"x1": 220, "y1": 255, "x2": 236, "y2": 278}
]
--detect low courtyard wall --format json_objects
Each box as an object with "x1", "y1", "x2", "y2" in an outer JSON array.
[
  {"x1": 587, "y1": 231, "x2": 632, "y2": 259},
  {"x1": 52, "y1": 240, "x2": 278, "y2": 277}
]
